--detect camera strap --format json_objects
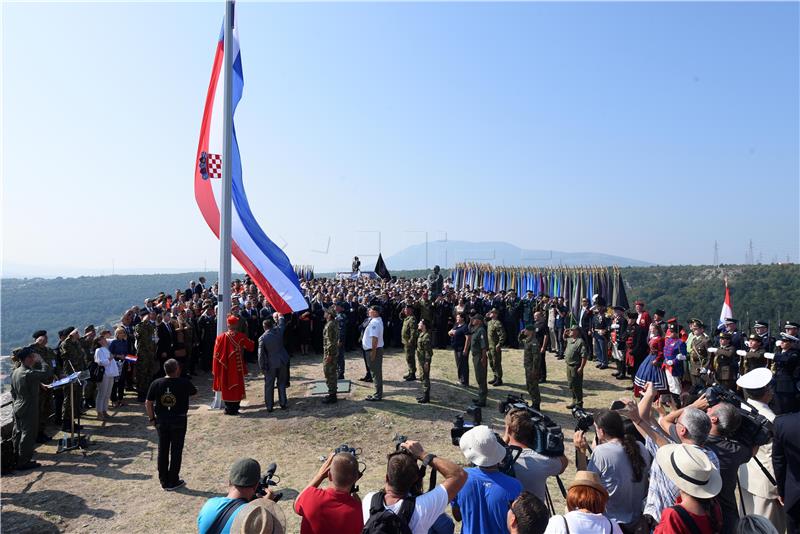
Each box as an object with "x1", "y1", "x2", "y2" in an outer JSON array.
[
  {"x1": 753, "y1": 456, "x2": 777, "y2": 486},
  {"x1": 206, "y1": 498, "x2": 248, "y2": 534}
]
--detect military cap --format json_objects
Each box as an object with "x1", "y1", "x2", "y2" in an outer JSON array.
[
  {"x1": 612, "y1": 306, "x2": 625, "y2": 312},
  {"x1": 634, "y1": 300, "x2": 645, "y2": 306},
  {"x1": 736, "y1": 367, "x2": 773, "y2": 390},
  {"x1": 84, "y1": 324, "x2": 96, "y2": 333},
  {"x1": 524, "y1": 323, "x2": 536, "y2": 332},
  {"x1": 785, "y1": 321, "x2": 800, "y2": 330},
  {"x1": 654, "y1": 309, "x2": 666, "y2": 317},
  {"x1": 489, "y1": 308, "x2": 500, "y2": 315},
  {"x1": 688, "y1": 318, "x2": 701, "y2": 325},
  {"x1": 626, "y1": 312, "x2": 638, "y2": 319},
  {"x1": 754, "y1": 320, "x2": 769, "y2": 329},
  {"x1": 32, "y1": 330, "x2": 47, "y2": 339},
  {"x1": 139, "y1": 308, "x2": 151, "y2": 316},
  {"x1": 667, "y1": 323, "x2": 680, "y2": 332},
  {"x1": 719, "y1": 332, "x2": 732, "y2": 340},
  {"x1": 229, "y1": 458, "x2": 262, "y2": 486},
  {"x1": 694, "y1": 320, "x2": 706, "y2": 329},
  {"x1": 667, "y1": 317, "x2": 678, "y2": 324},
  {"x1": 780, "y1": 332, "x2": 799, "y2": 342},
  {"x1": 472, "y1": 314, "x2": 485, "y2": 322},
  {"x1": 335, "y1": 301, "x2": 346, "y2": 308},
  {"x1": 65, "y1": 326, "x2": 78, "y2": 337},
  {"x1": 747, "y1": 333, "x2": 762, "y2": 342},
  {"x1": 725, "y1": 318, "x2": 738, "y2": 324},
  {"x1": 17, "y1": 346, "x2": 36, "y2": 359},
  {"x1": 369, "y1": 304, "x2": 382, "y2": 312},
  {"x1": 325, "y1": 306, "x2": 337, "y2": 316}
]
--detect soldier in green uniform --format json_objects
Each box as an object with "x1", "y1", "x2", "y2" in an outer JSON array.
[
  {"x1": 322, "y1": 307, "x2": 339, "y2": 404},
  {"x1": 417, "y1": 293, "x2": 433, "y2": 324},
  {"x1": 60, "y1": 327, "x2": 87, "y2": 430},
  {"x1": 518, "y1": 325, "x2": 542, "y2": 410},
  {"x1": 487, "y1": 308, "x2": 507, "y2": 386},
  {"x1": 469, "y1": 314, "x2": 489, "y2": 407},
  {"x1": 80, "y1": 325, "x2": 97, "y2": 408},
  {"x1": 711, "y1": 332, "x2": 738, "y2": 390},
  {"x1": 416, "y1": 319, "x2": 434, "y2": 404},
  {"x1": 741, "y1": 333, "x2": 768, "y2": 375},
  {"x1": 30, "y1": 330, "x2": 59, "y2": 442},
  {"x1": 135, "y1": 309, "x2": 158, "y2": 402},
  {"x1": 564, "y1": 326, "x2": 588, "y2": 409},
  {"x1": 688, "y1": 321, "x2": 711, "y2": 388},
  {"x1": 11, "y1": 347, "x2": 54, "y2": 469},
  {"x1": 401, "y1": 304, "x2": 419, "y2": 381}
]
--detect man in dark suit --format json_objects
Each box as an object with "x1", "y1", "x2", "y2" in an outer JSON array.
[
  {"x1": 156, "y1": 312, "x2": 175, "y2": 368},
  {"x1": 258, "y1": 313, "x2": 289, "y2": 412},
  {"x1": 774, "y1": 410, "x2": 800, "y2": 533}
]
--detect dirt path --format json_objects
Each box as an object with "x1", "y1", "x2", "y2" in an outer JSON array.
[{"x1": 1, "y1": 347, "x2": 631, "y2": 533}]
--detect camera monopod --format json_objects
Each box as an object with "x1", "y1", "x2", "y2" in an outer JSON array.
[{"x1": 543, "y1": 475, "x2": 568, "y2": 516}]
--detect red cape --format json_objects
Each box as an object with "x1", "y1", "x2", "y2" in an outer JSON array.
[{"x1": 212, "y1": 331, "x2": 255, "y2": 402}]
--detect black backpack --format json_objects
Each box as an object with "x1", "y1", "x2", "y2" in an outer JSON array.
[{"x1": 362, "y1": 490, "x2": 415, "y2": 534}]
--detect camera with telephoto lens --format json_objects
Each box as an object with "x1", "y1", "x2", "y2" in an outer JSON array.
[
  {"x1": 255, "y1": 462, "x2": 282, "y2": 501},
  {"x1": 333, "y1": 444, "x2": 366, "y2": 493},
  {"x1": 572, "y1": 407, "x2": 594, "y2": 433},
  {"x1": 450, "y1": 405, "x2": 482, "y2": 446},
  {"x1": 700, "y1": 384, "x2": 773, "y2": 448},
  {"x1": 499, "y1": 394, "x2": 565, "y2": 458},
  {"x1": 335, "y1": 443, "x2": 362, "y2": 456}
]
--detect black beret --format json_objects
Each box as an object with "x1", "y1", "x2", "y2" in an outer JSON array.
[
  {"x1": 32, "y1": 330, "x2": 47, "y2": 339},
  {"x1": 18, "y1": 346, "x2": 35, "y2": 359},
  {"x1": 654, "y1": 309, "x2": 666, "y2": 317}
]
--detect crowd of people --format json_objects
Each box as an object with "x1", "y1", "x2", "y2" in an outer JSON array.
[{"x1": 8, "y1": 267, "x2": 800, "y2": 534}]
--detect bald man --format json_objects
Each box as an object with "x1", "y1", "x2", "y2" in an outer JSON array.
[{"x1": 294, "y1": 452, "x2": 363, "y2": 533}]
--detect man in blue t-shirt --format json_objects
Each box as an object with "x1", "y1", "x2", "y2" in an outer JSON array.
[
  {"x1": 197, "y1": 457, "x2": 277, "y2": 534},
  {"x1": 452, "y1": 425, "x2": 523, "y2": 534}
]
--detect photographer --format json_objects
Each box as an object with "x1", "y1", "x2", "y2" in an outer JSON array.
[
  {"x1": 452, "y1": 425, "x2": 523, "y2": 534},
  {"x1": 361, "y1": 439, "x2": 466, "y2": 534},
  {"x1": 701, "y1": 399, "x2": 753, "y2": 534},
  {"x1": 735, "y1": 368, "x2": 785, "y2": 532},
  {"x1": 197, "y1": 458, "x2": 281, "y2": 534},
  {"x1": 503, "y1": 409, "x2": 568, "y2": 503},
  {"x1": 294, "y1": 452, "x2": 363, "y2": 534},
  {"x1": 573, "y1": 409, "x2": 651, "y2": 528}
]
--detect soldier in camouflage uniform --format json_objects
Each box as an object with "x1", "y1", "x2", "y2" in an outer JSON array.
[
  {"x1": 741, "y1": 333, "x2": 769, "y2": 375},
  {"x1": 518, "y1": 325, "x2": 542, "y2": 410},
  {"x1": 60, "y1": 328, "x2": 87, "y2": 430},
  {"x1": 416, "y1": 319, "x2": 434, "y2": 404},
  {"x1": 564, "y1": 326, "x2": 588, "y2": 409},
  {"x1": 134, "y1": 309, "x2": 158, "y2": 402},
  {"x1": 401, "y1": 304, "x2": 419, "y2": 381},
  {"x1": 30, "y1": 331, "x2": 59, "y2": 442},
  {"x1": 322, "y1": 307, "x2": 339, "y2": 404},
  {"x1": 80, "y1": 326, "x2": 97, "y2": 408},
  {"x1": 487, "y1": 308, "x2": 507, "y2": 386},
  {"x1": 469, "y1": 315, "x2": 489, "y2": 407}
]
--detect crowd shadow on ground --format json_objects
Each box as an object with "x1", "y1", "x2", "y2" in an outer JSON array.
[{"x1": 2, "y1": 488, "x2": 114, "y2": 531}]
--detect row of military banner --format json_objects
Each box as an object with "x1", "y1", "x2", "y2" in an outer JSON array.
[
  {"x1": 294, "y1": 265, "x2": 314, "y2": 281},
  {"x1": 450, "y1": 264, "x2": 629, "y2": 316}
]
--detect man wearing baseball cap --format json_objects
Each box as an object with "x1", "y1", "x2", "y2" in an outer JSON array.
[{"x1": 452, "y1": 425, "x2": 522, "y2": 534}]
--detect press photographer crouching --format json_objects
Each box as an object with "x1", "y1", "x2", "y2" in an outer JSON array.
[
  {"x1": 197, "y1": 458, "x2": 284, "y2": 534},
  {"x1": 452, "y1": 425, "x2": 523, "y2": 534},
  {"x1": 294, "y1": 450, "x2": 363, "y2": 534},
  {"x1": 503, "y1": 408, "x2": 568, "y2": 505},
  {"x1": 572, "y1": 409, "x2": 651, "y2": 530},
  {"x1": 361, "y1": 439, "x2": 466, "y2": 534}
]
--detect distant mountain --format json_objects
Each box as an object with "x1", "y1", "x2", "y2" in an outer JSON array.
[{"x1": 384, "y1": 240, "x2": 653, "y2": 270}]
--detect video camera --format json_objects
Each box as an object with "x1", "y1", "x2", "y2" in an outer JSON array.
[
  {"x1": 700, "y1": 384, "x2": 773, "y2": 448},
  {"x1": 255, "y1": 462, "x2": 282, "y2": 502},
  {"x1": 572, "y1": 407, "x2": 594, "y2": 433},
  {"x1": 333, "y1": 443, "x2": 366, "y2": 493},
  {"x1": 450, "y1": 405, "x2": 482, "y2": 446},
  {"x1": 499, "y1": 394, "x2": 565, "y2": 458}
]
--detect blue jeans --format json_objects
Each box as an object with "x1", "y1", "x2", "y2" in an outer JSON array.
[
  {"x1": 593, "y1": 334, "x2": 608, "y2": 366},
  {"x1": 428, "y1": 513, "x2": 455, "y2": 534}
]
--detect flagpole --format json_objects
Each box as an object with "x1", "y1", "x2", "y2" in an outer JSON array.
[{"x1": 211, "y1": 0, "x2": 235, "y2": 410}]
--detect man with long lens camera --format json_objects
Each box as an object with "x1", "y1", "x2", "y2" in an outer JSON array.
[
  {"x1": 503, "y1": 408, "x2": 567, "y2": 503},
  {"x1": 361, "y1": 439, "x2": 466, "y2": 534},
  {"x1": 294, "y1": 451, "x2": 363, "y2": 534},
  {"x1": 197, "y1": 457, "x2": 282, "y2": 534}
]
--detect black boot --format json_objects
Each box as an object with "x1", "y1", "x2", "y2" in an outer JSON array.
[
  {"x1": 416, "y1": 394, "x2": 430, "y2": 404},
  {"x1": 403, "y1": 374, "x2": 416, "y2": 382},
  {"x1": 322, "y1": 395, "x2": 337, "y2": 404}
]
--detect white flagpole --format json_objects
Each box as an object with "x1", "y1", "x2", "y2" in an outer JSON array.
[{"x1": 212, "y1": 0, "x2": 235, "y2": 410}]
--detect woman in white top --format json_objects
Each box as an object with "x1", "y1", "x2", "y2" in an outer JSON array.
[
  {"x1": 544, "y1": 471, "x2": 623, "y2": 534},
  {"x1": 94, "y1": 332, "x2": 119, "y2": 418}
]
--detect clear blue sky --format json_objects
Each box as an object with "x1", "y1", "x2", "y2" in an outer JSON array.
[{"x1": 2, "y1": 1, "x2": 798, "y2": 276}]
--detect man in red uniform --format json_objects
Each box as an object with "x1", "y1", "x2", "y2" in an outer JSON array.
[
  {"x1": 635, "y1": 300, "x2": 652, "y2": 331},
  {"x1": 212, "y1": 315, "x2": 255, "y2": 415}
]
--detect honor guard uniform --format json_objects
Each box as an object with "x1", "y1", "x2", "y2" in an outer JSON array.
[
  {"x1": 712, "y1": 333, "x2": 738, "y2": 390},
  {"x1": 753, "y1": 321, "x2": 776, "y2": 353},
  {"x1": 487, "y1": 308, "x2": 507, "y2": 386},
  {"x1": 773, "y1": 331, "x2": 800, "y2": 415},
  {"x1": 741, "y1": 334, "x2": 768, "y2": 375}
]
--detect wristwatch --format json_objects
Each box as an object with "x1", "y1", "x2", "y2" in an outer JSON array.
[{"x1": 422, "y1": 453, "x2": 436, "y2": 467}]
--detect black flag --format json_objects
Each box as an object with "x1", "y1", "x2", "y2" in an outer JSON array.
[{"x1": 374, "y1": 254, "x2": 391, "y2": 280}]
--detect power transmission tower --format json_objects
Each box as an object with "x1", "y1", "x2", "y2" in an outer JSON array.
[
  {"x1": 713, "y1": 241, "x2": 719, "y2": 265},
  {"x1": 746, "y1": 239, "x2": 754, "y2": 264}
]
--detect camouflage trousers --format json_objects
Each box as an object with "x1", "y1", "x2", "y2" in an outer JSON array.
[
  {"x1": 523, "y1": 351, "x2": 541, "y2": 409},
  {"x1": 417, "y1": 352, "x2": 432, "y2": 395},
  {"x1": 136, "y1": 353, "x2": 157, "y2": 398},
  {"x1": 472, "y1": 352, "x2": 488, "y2": 404},
  {"x1": 404, "y1": 346, "x2": 416, "y2": 376},
  {"x1": 39, "y1": 387, "x2": 53, "y2": 433},
  {"x1": 567, "y1": 365, "x2": 583, "y2": 408},
  {"x1": 488, "y1": 346, "x2": 502, "y2": 380},
  {"x1": 324, "y1": 353, "x2": 338, "y2": 396}
]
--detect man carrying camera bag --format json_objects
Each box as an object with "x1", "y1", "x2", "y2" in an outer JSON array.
[{"x1": 361, "y1": 439, "x2": 466, "y2": 534}]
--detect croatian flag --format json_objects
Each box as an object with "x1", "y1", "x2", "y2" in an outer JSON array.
[
  {"x1": 194, "y1": 4, "x2": 307, "y2": 313},
  {"x1": 718, "y1": 276, "x2": 733, "y2": 329}
]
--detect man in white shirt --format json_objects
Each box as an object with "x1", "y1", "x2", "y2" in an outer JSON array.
[
  {"x1": 362, "y1": 305, "x2": 385, "y2": 401},
  {"x1": 737, "y1": 368, "x2": 786, "y2": 532},
  {"x1": 361, "y1": 439, "x2": 466, "y2": 534}
]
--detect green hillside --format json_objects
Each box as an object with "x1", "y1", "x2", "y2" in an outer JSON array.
[{"x1": 2, "y1": 264, "x2": 798, "y2": 353}]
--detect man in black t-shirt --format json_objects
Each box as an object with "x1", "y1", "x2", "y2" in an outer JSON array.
[{"x1": 146, "y1": 358, "x2": 197, "y2": 490}]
